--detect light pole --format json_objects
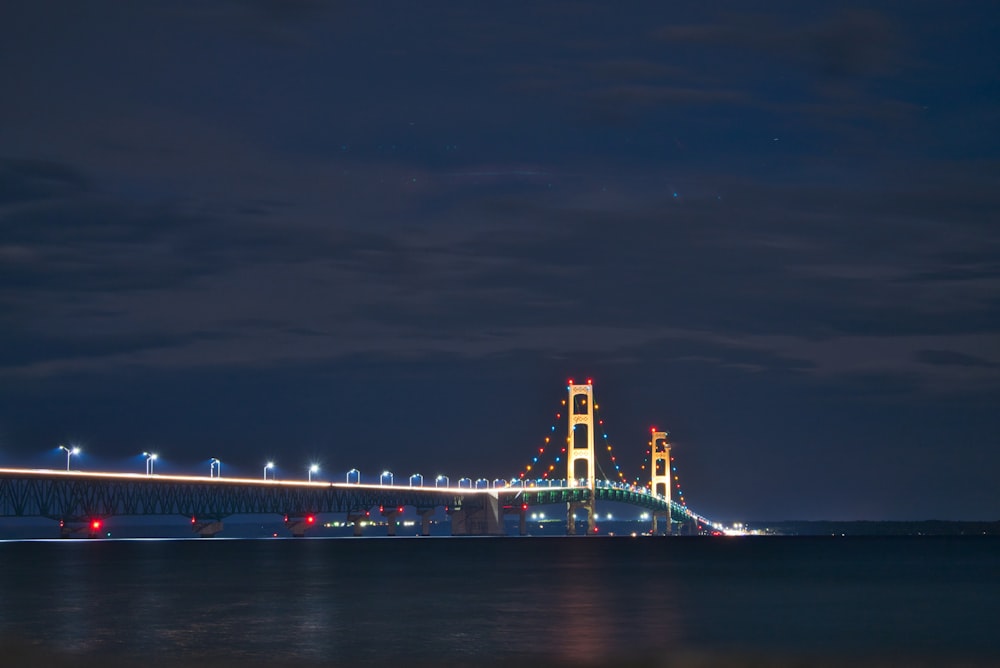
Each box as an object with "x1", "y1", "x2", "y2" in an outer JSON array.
[
  {"x1": 264, "y1": 461, "x2": 274, "y2": 480},
  {"x1": 210, "y1": 458, "x2": 221, "y2": 478},
  {"x1": 435, "y1": 475, "x2": 449, "y2": 488},
  {"x1": 309, "y1": 464, "x2": 319, "y2": 482},
  {"x1": 380, "y1": 470, "x2": 393, "y2": 486},
  {"x1": 409, "y1": 473, "x2": 423, "y2": 487},
  {"x1": 143, "y1": 452, "x2": 157, "y2": 475},
  {"x1": 347, "y1": 468, "x2": 360, "y2": 484},
  {"x1": 59, "y1": 445, "x2": 80, "y2": 471}
]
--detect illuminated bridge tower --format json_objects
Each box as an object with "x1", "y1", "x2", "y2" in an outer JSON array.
[
  {"x1": 650, "y1": 429, "x2": 672, "y2": 535},
  {"x1": 566, "y1": 379, "x2": 596, "y2": 535}
]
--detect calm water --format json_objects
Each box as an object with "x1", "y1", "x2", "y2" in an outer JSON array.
[{"x1": 0, "y1": 536, "x2": 997, "y2": 667}]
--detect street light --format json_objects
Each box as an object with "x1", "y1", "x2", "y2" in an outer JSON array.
[
  {"x1": 347, "y1": 468, "x2": 360, "y2": 484},
  {"x1": 308, "y1": 464, "x2": 319, "y2": 482},
  {"x1": 59, "y1": 445, "x2": 80, "y2": 471},
  {"x1": 143, "y1": 451, "x2": 157, "y2": 475},
  {"x1": 435, "y1": 475, "x2": 449, "y2": 488},
  {"x1": 264, "y1": 461, "x2": 274, "y2": 480},
  {"x1": 210, "y1": 457, "x2": 221, "y2": 478},
  {"x1": 409, "y1": 473, "x2": 423, "y2": 487},
  {"x1": 380, "y1": 470, "x2": 393, "y2": 486}
]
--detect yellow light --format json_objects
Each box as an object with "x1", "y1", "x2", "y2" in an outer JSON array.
[{"x1": 526, "y1": 465, "x2": 532, "y2": 471}]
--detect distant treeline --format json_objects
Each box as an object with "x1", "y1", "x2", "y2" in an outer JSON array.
[{"x1": 751, "y1": 520, "x2": 1000, "y2": 536}]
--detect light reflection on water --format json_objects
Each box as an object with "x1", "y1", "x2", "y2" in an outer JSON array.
[{"x1": 0, "y1": 536, "x2": 997, "y2": 666}]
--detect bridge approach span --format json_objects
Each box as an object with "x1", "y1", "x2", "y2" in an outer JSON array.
[{"x1": 0, "y1": 468, "x2": 695, "y2": 537}]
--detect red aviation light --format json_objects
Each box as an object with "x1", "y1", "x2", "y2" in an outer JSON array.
[
  {"x1": 586, "y1": 378, "x2": 592, "y2": 385},
  {"x1": 306, "y1": 515, "x2": 315, "y2": 524},
  {"x1": 91, "y1": 519, "x2": 102, "y2": 531},
  {"x1": 191, "y1": 516, "x2": 197, "y2": 524},
  {"x1": 567, "y1": 378, "x2": 574, "y2": 385},
  {"x1": 397, "y1": 506, "x2": 404, "y2": 514},
  {"x1": 521, "y1": 503, "x2": 528, "y2": 511}
]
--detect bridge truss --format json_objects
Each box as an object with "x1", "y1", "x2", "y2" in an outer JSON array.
[{"x1": 0, "y1": 470, "x2": 703, "y2": 536}]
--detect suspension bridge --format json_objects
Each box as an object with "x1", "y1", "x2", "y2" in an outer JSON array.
[{"x1": 0, "y1": 380, "x2": 723, "y2": 538}]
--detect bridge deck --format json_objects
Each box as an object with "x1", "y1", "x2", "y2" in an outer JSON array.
[{"x1": 0, "y1": 468, "x2": 698, "y2": 526}]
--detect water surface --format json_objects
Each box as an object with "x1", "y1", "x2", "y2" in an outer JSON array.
[{"x1": 0, "y1": 536, "x2": 997, "y2": 666}]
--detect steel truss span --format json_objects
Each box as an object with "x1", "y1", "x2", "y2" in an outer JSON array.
[
  {"x1": 0, "y1": 469, "x2": 694, "y2": 525},
  {"x1": 0, "y1": 471, "x2": 459, "y2": 522}
]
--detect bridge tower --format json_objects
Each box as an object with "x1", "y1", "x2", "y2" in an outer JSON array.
[
  {"x1": 650, "y1": 429, "x2": 672, "y2": 534},
  {"x1": 566, "y1": 379, "x2": 596, "y2": 534}
]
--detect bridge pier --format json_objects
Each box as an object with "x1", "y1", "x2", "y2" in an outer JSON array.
[
  {"x1": 347, "y1": 510, "x2": 370, "y2": 536},
  {"x1": 567, "y1": 500, "x2": 595, "y2": 535},
  {"x1": 284, "y1": 514, "x2": 317, "y2": 537},
  {"x1": 417, "y1": 508, "x2": 435, "y2": 536},
  {"x1": 59, "y1": 518, "x2": 104, "y2": 539},
  {"x1": 651, "y1": 511, "x2": 673, "y2": 536},
  {"x1": 674, "y1": 518, "x2": 698, "y2": 535},
  {"x1": 381, "y1": 506, "x2": 402, "y2": 536},
  {"x1": 501, "y1": 502, "x2": 528, "y2": 536},
  {"x1": 449, "y1": 496, "x2": 503, "y2": 535},
  {"x1": 191, "y1": 519, "x2": 225, "y2": 537}
]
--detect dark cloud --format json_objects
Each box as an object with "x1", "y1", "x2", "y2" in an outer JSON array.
[
  {"x1": 0, "y1": 160, "x2": 91, "y2": 205},
  {"x1": 915, "y1": 350, "x2": 997, "y2": 368}
]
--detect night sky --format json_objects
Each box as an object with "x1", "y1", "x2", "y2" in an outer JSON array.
[{"x1": 2, "y1": 1, "x2": 998, "y2": 522}]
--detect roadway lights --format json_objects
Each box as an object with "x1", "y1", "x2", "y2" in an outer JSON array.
[
  {"x1": 210, "y1": 458, "x2": 221, "y2": 478},
  {"x1": 347, "y1": 468, "x2": 360, "y2": 484},
  {"x1": 380, "y1": 470, "x2": 393, "y2": 486},
  {"x1": 435, "y1": 475, "x2": 449, "y2": 488},
  {"x1": 264, "y1": 462, "x2": 275, "y2": 481},
  {"x1": 308, "y1": 464, "x2": 319, "y2": 482},
  {"x1": 59, "y1": 445, "x2": 80, "y2": 471},
  {"x1": 143, "y1": 452, "x2": 158, "y2": 476},
  {"x1": 409, "y1": 473, "x2": 423, "y2": 487}
]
